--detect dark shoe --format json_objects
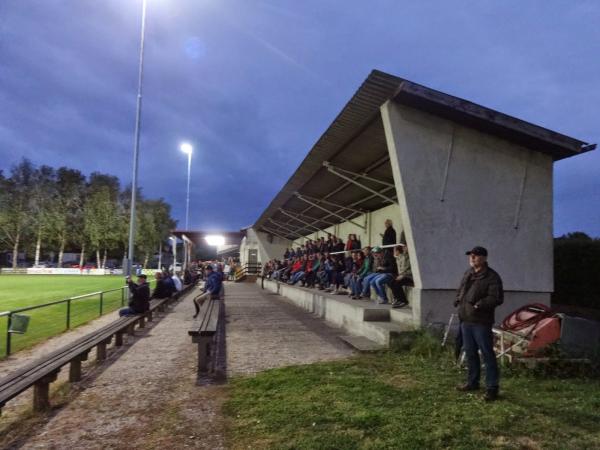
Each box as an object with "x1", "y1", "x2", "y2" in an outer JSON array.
[
  {"x1": 484, "y1": 388, "x2": 499, "y2": 402},
  {"x1": 192, "y1": 313, "x2": 199, "y2": 319},
  {"x1": 456, "y1": 383, "x2": 480, "y2": 392},
  {"x1": 392, "y1": 300, "x2": 408, "y2": 308}
]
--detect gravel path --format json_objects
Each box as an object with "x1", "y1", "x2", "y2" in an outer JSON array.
[
  {"x1": 226, "y1": 282, "x2": 354, "y2": 375},
  {"x1": 10, "y1": 286, "x2": 226, "y2": 450},
  {"x1": 4, "y1": 282, "x2": 353, "y2": 449}
]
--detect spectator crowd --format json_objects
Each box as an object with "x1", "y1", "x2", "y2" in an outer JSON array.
[{"x1": 261, "y1": 220, "x2": 413, "y2": 308}]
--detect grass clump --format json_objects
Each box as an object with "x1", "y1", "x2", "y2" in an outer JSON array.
[{"x1": 224, "y1": 347, "x2": 600, "y2": 449}]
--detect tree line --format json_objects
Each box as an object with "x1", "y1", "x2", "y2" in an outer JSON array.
[
  {"x1": 553, "y1": 232, "x2": 600, "y2": 310},
  {"x1": 0, "y1": 159, "x2": 176, "y2": 269}
]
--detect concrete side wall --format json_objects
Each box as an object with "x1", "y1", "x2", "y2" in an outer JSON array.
[
  {"x1": 292, "y1": 203, "x2": 403, "y2": 249},
  {"x1": 381, "y1": 101, "x2": 554, "y2": 293},
  {"x1": 260, "y1": 279, "x2": 408, "y2": 345},
  {"x1": 240, "y1": 228, "x2": 292, "y2": 266}
]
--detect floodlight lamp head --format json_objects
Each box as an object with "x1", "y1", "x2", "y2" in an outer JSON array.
[
  {"x1": 205, "y1": 235, "x2": 225, "y2": 246},
  {"x1": 180, "y1": 142, "x2": 193, "y2": 155}
]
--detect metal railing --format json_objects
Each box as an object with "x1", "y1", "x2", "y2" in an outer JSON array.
[
  {"x1": 0, "y1": 282, "x2": 154, "y2": 358},
  {"x1": 233, "y1": 263, "x2": 262, "y2": 281}
]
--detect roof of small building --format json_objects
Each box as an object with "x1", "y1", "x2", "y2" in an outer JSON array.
[{"x1": 253, "y1": 70, "x2": 595, "y2": 240}]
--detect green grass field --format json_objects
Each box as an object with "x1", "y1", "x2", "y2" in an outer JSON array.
[
  {"x1": 0, "y1": 275, "x2": 129, "y2": 357},
  {"x1": 225, "y1": 346, "x2": 600, "y2": 449}
]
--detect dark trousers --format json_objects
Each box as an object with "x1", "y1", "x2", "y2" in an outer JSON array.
[
  {"x1": 304, "y1": 271, "x2": 316, "y2": 286},
  {"x1": 391, "y1": 276, "x2": 413, "y2": 303},
  {"x1": 460, "y1": 322, "x2": 499, "y2": 389},
  {"x1": 119, "y1": 307, "x2": 137, "y2": 317}
]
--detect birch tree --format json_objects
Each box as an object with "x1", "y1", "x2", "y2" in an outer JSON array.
[
  {"x1": 0, "y1": 159, "x2": 35, "y2": 268},
  {"x1": 50, "y1": 168, "x2": 85, "y2": 267}
]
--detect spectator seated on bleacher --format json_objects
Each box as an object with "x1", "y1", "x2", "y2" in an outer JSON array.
[
  {"x1": 192, "y1": 265, "x2": 222, "y2": 318},
  {"x1": 358, "y1": 246, "x2": 396, "y2": 304},
  {"x1": 391, "y1": 244, "x2": 413, "y2": 308},
  {"x1": 304, "y1": 252, "x2": 322, "y2": 287},
  {"x1": 347, "y1": 251, "x2": 364, "y2": 298},
  {"x1": 162, "y1": 269, "x2": 177, "y2": 295},
  {"x1": 119, "y1": 274, "x2": 150, "y2": 316},
  {"x1": 152, "y1": 272, "x2": 172, "y2": 299},
  {"x1": 345, "y1": 234, "x2": 362, "y2": 251},
  {"x1": 349, "y1": 247, "x2": 372, "y2": 299},
  {"x1": 172, "y1": 272, "x2": 183, "y2": 292},
  {"x1": 288, "y1": 255, "x2": 308, "y2": 285}
]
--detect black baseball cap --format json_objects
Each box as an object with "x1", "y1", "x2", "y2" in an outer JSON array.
[
  {"x1": 466, "y1": 246, "x2": 488, "y2": 257},
  {"x1": 137, "y1": 274, "x2": 148, "y2": 279}
]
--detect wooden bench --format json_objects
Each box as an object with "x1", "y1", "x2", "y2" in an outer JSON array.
[
  {"x1": 188, "y1": 298, "x2": 223, "y2": 378},
  {"x1": 0, "y1": 289, "x2": 187, "y2": 415}
]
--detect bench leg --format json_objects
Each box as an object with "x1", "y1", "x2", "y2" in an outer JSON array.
[
  {"x1": 197, "y1": 337, "x2": 212, "y2": 373},
  {"x1": 33, "y1": 371, "x2": 59, "y2": 412},
  {"x1": 97, "y1": 342, "x2": 107, "y2": 361},
  {"x1": 115, "y1": 332, "x2": 124, "y2": 347},
  {"x1": 127, "y1": 323, "x2": 135, "y2": 336},
  {"x1": 69, "y1": 358, "x2": 82, "y2": 382},
  {"x1": 147, "y1": 310, "x2": 153, "y2": 322},
  {"x1": 138, "y1": 316, "x2": 146, "y2": 329}
]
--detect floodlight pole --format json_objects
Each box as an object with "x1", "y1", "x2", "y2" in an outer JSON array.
[
  {"x1": 126, "y1": 0, "x2": 148, "y2": 277},
  {"x1": 185, "y1": 150, "x2": 192, "y2": 230}
]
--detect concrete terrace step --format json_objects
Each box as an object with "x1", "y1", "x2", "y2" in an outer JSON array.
[
  {"x1": 259, "y1": 279, "x2": 416, "y2": 347},
  {"x1": 339, "y1": 335, "x2": 385, "y2": 352},
  {"x1": 361, "y1": 321, "x2": 413, "y2": 346},
  {"x1": 390, "y1": 307, "x2": 414, "y2": 326},
  {"x1": 278, "y1": 283, "x2": 398, "y2": 322}
]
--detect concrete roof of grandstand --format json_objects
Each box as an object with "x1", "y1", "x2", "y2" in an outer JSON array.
[{"x1": 253, "y1": 70, "x2": 595, "y2": 239}]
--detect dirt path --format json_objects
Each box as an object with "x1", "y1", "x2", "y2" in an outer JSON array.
[{"x1": 3, "y1": 282, "x2": 353, "y2": 449}]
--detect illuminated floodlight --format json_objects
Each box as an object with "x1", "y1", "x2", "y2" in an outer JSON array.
[
  {"x1": 180, "y1": 142, "x2": 193, "y2": 154},
  {"x1": 205, "y1": 235, "x2": 225, "y2": 246}
]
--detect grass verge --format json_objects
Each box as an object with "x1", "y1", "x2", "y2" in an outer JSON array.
[{"x1": 224, "y1": 343, "x2": 600, "y2": 449}]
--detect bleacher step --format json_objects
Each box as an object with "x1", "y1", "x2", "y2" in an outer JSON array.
[
  {"x1": 389, "y1": 307, "x2": 414, "y2": 325},
  {"x1": 339, "y1": 335, "x2": 385, "y2": 352}
]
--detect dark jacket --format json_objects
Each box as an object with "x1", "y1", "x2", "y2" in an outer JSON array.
[
  {"x1": 204, "y1": 271, "x2": 222, "y2": 298},
  {"x1": 373, "y1": 252, "x2": 396, "y2": 274},
  {"x1": 382, "y1": 226, "x2": 396, "y2": 246},
  {"x1": 128, "y1": 281, "x2": 150, "y2": 313},
  {"x1": 152, "y1": 279, "x2": 172, "y2": 299},
  {"x1": 455, "y1": 265, "x2": 504, "y2": 326}
]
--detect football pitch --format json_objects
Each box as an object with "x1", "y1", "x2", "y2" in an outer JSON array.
[{"x1": 0, "y1": 275, "x2": 129, "y2": 357}]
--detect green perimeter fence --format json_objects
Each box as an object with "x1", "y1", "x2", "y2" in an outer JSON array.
[{"x1": 0, "y1": 282, "x2": 155, "y2": 358}]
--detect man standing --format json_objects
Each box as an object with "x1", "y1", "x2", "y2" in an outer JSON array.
[
  {"x1": 455, "y1": 246, "x2": 503, "y2": 401},
  {"x1": 381, "y1": 219, "x2": 396, "y2": 246},
  {"x1": 120, "y1": 274, "x2": 150, "y2": 316}
]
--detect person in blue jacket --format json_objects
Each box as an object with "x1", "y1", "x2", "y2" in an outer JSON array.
[{"x1": 192, "y1": 265, "x2": 223, "y2": 318}]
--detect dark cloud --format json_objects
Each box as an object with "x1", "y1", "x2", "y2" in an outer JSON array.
[{"x1": 0, "y1": 0, "x2": 598, "y2": 236}]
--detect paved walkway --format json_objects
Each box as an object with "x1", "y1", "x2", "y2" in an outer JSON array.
[
  {"x1": 3, "y1": 282, "x2": 353, "y2": 449},
  {"x1": 226, "y1": 282, "x2": 353, "y2": 375}
]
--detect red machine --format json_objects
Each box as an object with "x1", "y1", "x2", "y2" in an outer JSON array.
[{"x1": 496, "y1": 303, "x2": 562, "y2": 357}]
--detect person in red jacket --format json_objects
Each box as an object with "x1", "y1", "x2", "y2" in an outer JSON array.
[{"x1": 345, "y1": 234, "x2": 362, "y2": 251}]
